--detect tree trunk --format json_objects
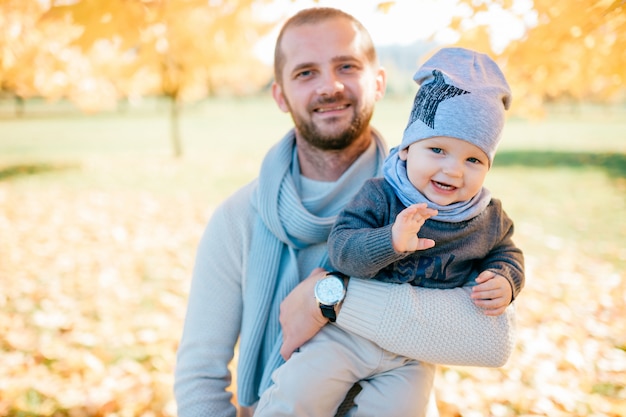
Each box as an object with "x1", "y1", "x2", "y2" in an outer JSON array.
[
  {"x1": 169, "y1": 95, "x2": 182, "y2": 157},
  {"x1": 15, "y1": 95, "x2": 24, "y2": 118}
]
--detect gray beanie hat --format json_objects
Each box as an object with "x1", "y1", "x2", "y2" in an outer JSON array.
[{"x1": 401, "y1": 47, "x2": 512, "y2": 165}]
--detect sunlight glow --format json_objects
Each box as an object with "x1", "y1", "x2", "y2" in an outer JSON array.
[{"x1": 254, "y1": 0, "x2": 534, "y2": 62}]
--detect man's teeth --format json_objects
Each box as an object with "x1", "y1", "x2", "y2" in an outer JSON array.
[{"x1": 317, "y1": 105, "x2": 346, "y2": 113}]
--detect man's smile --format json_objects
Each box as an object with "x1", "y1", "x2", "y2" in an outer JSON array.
[{"x1": 314, "y1": 103, "x2": 350, "y2": 113}]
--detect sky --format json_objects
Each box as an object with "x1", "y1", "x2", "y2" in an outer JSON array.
[{"x1": 254, "y1": 0, "x2": 535, "y2": 62}]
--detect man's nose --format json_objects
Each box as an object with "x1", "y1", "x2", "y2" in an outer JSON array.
[{"x1": 316, "y1": 72, "x2": 344, "y2": 96}]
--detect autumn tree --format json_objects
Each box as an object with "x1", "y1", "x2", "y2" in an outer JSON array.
[
  {"x1": 1, "y1": 0, "x2": 37, "y2": 115},
  {"x1": 427, "y1": 0, "x2": 626, "y2": 116},
  {"x1": 506, "y1": 0, "x2": 625, "y2": 114},
  {"x1": 44, "y1": 0, "x2": 274, "y2": 156},
  {"x1": 4, "y1": 0, "x2": 624, "y2": 126},
  {"x1": 0, "y1": 0, "x2": 87, "y2": 115}
]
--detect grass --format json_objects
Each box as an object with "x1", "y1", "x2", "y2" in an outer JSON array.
[
  {"x1": 3, "y1": 96, "x2": 624, "y2": 262},
  {"x1": 1, "y1": 96, "x2": 625, "y2": 416}
]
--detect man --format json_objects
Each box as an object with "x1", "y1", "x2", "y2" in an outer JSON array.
[{"x1": 174, "y1": 7, "x2": 515, "y2": 417}]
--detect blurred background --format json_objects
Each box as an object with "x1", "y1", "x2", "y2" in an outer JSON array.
[{"x1": 1, "y1": 0, "x2": 625, "y2": 416}]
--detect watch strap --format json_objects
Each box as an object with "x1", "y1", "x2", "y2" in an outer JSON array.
[
  {"x1": 325, "y1": 271, "x2": 349, "y2": 280},
  {"x1": 320, "y1": 304, "x2": 337, "y2": 322}
]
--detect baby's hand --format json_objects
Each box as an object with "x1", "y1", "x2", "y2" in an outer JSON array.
[
  {"x1": 471, "y1": 271, "x2": 513, "y2": 316},
  {"x1": 391, "y1": 203, "x2": 437, "y2": 252}
]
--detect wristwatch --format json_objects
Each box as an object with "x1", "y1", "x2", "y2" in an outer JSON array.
[{"x1": 314, "y1": 272, "x2": 348, "y2": 322}]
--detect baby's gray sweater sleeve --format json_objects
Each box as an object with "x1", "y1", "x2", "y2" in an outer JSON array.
[{"x1": 328, "y1": 180, "x2": 408, "y2": 278}]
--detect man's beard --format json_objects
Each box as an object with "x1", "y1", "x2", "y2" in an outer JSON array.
[{"x1": 291, "y1": 96, "x2": 374, "y2": 151}]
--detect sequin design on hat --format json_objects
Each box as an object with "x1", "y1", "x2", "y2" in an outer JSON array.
[{"x1": 407, "y1": 69, "x2": 470, "y2": 130}]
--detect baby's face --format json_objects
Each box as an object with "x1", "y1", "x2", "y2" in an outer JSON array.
[{"x1": 399, "y1": 136, "x2": 490, "y2": 206}]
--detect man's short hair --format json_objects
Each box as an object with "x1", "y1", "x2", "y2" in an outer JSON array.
[{"x1": 273, "y1": 7, "x2": 378, "y2": 85}]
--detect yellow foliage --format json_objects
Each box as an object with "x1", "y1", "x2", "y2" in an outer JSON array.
[
  {"x1": 376, "y1": 1, "x2": 396, "y2": 14},
  {"x1": 448, "y1": 0, "x2": 626, "y2": 117},
  {"x1": 506, "y1": 0, "x2": 625, "y2": 110},
  {"x1": 44, "y1": 0, "x2": 147, "y2": 51},
  {"x1": 0, "y1": 0, "x2": 47, "y2": 97},
  {"x1": 1, "y1": 0, "x2": 274, "y2": 110},
  {"x1": 41, "y1": 0, "x2": 275, "y2": 102},
  {"x1": 1, "y1": 0, "x2": 625, "y2": 114},
  {"x1": 0, "y1": 0, "x2": 120, "y2": 110}
]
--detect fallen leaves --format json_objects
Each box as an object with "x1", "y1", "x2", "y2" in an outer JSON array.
[
  {"x1": 0, "y1": 183, "x2": 205, "y2": 416},
  {"x1": 1, "y1": 167, "x2": 625, "y2": 416},
  {"x1": 435, "y1": 228, "x2": 626, "y2": 416}
]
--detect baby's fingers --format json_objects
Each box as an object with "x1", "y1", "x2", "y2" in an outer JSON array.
[
  {"x1": 411, "y1": 204, "x2": 438, "y2": 220},
  {"x1": 405, "y1": 204, "x2": 437, "y2": 221}
]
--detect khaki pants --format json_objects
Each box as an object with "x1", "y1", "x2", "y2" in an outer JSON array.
[{"x1": 254, "y1": 324, "x2": 436, "y2": 417}]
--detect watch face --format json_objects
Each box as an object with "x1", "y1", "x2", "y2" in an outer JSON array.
[{"x1": 315, "y1": 276, "x2": 345, "y2": 305}]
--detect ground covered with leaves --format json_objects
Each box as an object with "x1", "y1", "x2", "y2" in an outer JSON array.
[
  {"x1": 2, "y1": 167, "x2": 624, "y2": 417},
  {"x1": 1, "y1": 100, "x2": 625, "y2": 416}
]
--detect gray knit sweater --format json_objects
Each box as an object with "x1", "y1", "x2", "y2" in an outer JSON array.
[{"x1": 328, "y1": 178, "x2": 524, "y2": 299}]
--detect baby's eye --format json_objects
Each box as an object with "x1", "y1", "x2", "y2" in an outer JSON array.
[
  {"x1": 430, "y1": 147, "x2": 443, "y2": 154},
  {"x1": 467, "y1": 157, "x2": 482, "y2": 164}
]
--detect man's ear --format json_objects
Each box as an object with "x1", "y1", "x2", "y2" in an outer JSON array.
[
  {"x1": 272, "y1": 82, "x2": 289, "y2": 113},
  {"x1": 374, "y1": 66, "x2": 387, "y2": 101}
]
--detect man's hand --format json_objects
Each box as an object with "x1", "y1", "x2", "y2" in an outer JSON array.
[
  {"x1": 470, "y1": 271, "x2": 513, "y2": 316},
  {"x1": 279, "y1": 268, "x2": 329, "y2": 360},
  {"x1": 391, "y1": 203, "x2": 437, "y2": 252}
]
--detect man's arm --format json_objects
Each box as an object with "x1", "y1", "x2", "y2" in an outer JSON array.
[
  {"x1": 280, "y1": 270, "x2": 515, "y2": 366},
  {"x1": 339, "y1": 279, "x2": 515, "y2": 366},
  {"x1": 175, "y1": 188, "x2": 253, "y2": 417}
]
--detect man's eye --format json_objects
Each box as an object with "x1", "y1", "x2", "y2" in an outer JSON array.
[{"x1": 296, "y1": 70, "x2": 313, "y2": 79}]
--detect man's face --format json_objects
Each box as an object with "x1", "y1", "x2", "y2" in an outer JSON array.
[{"x1": 272, "y1": 17, "x2": 385, "y2": 151}]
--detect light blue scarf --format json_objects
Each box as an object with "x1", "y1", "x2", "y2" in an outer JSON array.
[
  {"x1": 383, "y1": 146, "x2": 492, "y2": 223},
  {"x1": 237, "y1": 130, "x2": 387, "y2": 406}
]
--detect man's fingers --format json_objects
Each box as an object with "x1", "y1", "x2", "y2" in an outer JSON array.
[{"x1": 280, "y1": 341, "x2": 296, "y2": 360}]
